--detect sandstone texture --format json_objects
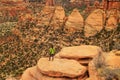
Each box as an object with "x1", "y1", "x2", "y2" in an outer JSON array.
[{"x1": 37, "y1": 58, "x2": 87, "y2": 78}]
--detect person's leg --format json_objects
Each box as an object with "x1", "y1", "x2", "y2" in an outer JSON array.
[
  {"x1": 49, "y1": 55, "x2": 51, "y2": 61},
  {"x1": 52, "y1": 54, "x2": 54, "y2": 61}
]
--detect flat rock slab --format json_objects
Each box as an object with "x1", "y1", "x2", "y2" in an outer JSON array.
[
  {"x1": 21, "y1": 66, "x2": 76, "y2": 80},
  {"x1": 37, "y1": 58, "x2": 86, "y2": 78},
  {"x1": 57, "y1": 45, "x2": 102, "y2": 59},
  {"x1": 21, "y1": 68, "x2": 36, "y2": 80}
]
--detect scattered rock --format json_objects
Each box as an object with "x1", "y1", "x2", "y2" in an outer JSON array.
[
  {"x1": 37, "y1": 58, "x2": 87, "y2": 78},
  {"x1": 84, "y1": 9, "x2": 105, "y2": 37}
]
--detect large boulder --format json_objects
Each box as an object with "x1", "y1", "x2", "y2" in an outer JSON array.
[
  {"x1": 56, "y1": 45, "x2": 102, "y2": 59},
  {"x1": 55, "y1": 45, "x2": 102, "y2": 65},
  {"x1": 50, "y1": 6, "x2": 65, "y2": 28},
  {"x1": 37, "y1": 58, "x2": 87, "y2": 78},
  {"x1": 88, "y1": 51, "x2": 120, "y2": 80},
  {"x1": 65, "y1": 8, "x2": 84, "y2": 32},
  {"x1": 105, "y1": 16, "x2": 118, "y2": 31},
  {"x1": 21, "y1": 66, "x2": 76, "y2": 80},
  {"x1": 105, "y1": 51, "x2": 120, "y2": 68},
  {"x1": 84, "y1": 9, "x2": 105, "y2": 37},
  {"x1": 21, "y1": 68, "x2": 36, "y2": 80}
]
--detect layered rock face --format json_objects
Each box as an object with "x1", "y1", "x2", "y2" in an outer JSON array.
[
  {"x1": 37, "y1": 58, "x2": 86, "y2": 78},
  {"x1": 84, "y1": 9, "x2": 105, "y2": 37},
  {"x1": 35, "y1": 5, "x2": 119, "y2": 37},
  {"x1": 45, "y1": 0, "x2": 55, "y2": 6},
  {"x1": 105, "y1": 9, "x2": 119, "y2": 31},
  {"x1": 21, "y1": 58, "x2": 87, "y2": 80},
  {"x1": 65, "y1": 8, "x2": 84, "y2": 32},
  {"x1": 55, "y1": 45, "x2": 102, "y2": 65},
  {"x1": 50, "y1": 6, "x2": 65, "y2": 29}
]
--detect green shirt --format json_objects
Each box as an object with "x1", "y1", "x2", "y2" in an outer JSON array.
[{"x1": 49, "y1": 48, "x2": 55, "y2": 55}]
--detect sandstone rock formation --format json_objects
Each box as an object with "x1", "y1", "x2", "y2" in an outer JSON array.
[
  {"x1": 50, "y1": 6, "x2": 65, "y2": 29},
  {"x1": 106, "y1": 52, "x2": 120, "y2": 68},
  {"x1": 105, "y1": 9, "x2": 119, "y2": 31},
  {"x1": 65, "y1": 8, "x2": 84, "y2": 32},
  {"x1": 105, "y1": 16, "x2": 118, "y2": 31},
  {"x1": 45, "y1": 0, "x2": 55, "y2": 6},
  {"x1": 21, "y1": 68, "x2": 36, "y2": 80},
  {"x1": 55, "y1": 45, "x2": 102, "y2": 65},
  {"x1": 21, "y1": 66, "x2": 74, "y2": 80},
  {"x1": 88, "y1": 50, "x2": 120, "y2": 80},
  {"x1": 0, "y1": 0, "x2": 23, "y2": 3},
  {"x1": 102, "y1": 0, "x2": 120, "y2": 10},
  {"x1": 37, "y1": 6, "x2": 55, "y2": 26},
  {"x1": 57, "y1": 45, "x2": 102, "y2": 59},
  {"x1": 84, "y1": 9, "x2": 105, "y2": 37},
  {"x1": 37, "y1": 58, "x2": 87, "y2": 78}
]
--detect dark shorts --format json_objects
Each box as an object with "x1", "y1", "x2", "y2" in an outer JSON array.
[{"x1": 49, "y1": 54, "x2": 54, "y2": 57}]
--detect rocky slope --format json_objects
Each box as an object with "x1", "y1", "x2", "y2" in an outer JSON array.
[{"x1": 0, "y1": 4, "x2": 120, "y2": 80}]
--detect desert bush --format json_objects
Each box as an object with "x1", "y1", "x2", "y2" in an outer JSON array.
[
  {"x1": 0, "y1": 22, "x2": 17, "y2": 37},
  {"x1": 99, "y1": 68, "x2": 120, "y2": 80},
  {"x1": 93, "y1": 52, "x2": 106, "y2": 69}
]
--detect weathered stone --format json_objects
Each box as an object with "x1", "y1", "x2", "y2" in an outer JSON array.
[
  {"x1": 0, "y1": 0, "x2": 23, "y2": 3},
  {"x1": 88, "y1": 61, "x2": 100, "y2": 80},
  {"x1": 50, "y1": 6, "x2": 65, "y2": 28},
  {"x1": 105, "y1": 16, "x2": 118, "y2": 31},
  {"x1": 78, "y1": 58, "x2": 92, "y2": 65},
  {"x1": 6, "y1": 77, "x2": 16, "y2": 80},
  {"x1": 106, "y1": 53, "x2": 120, "y2": 68},
  {"x1": 105, "y1": 9, "x2": 119, "y2": 31},
  {"x1": 21, "y1": 68, "x2": 36, "y2": 80},
  {"x1": 65, "y1": 8, "x2": 84, "y2": 32},
  {"x1": 37, "y1": 6, "x2": 55, "y2": 26},
  {"x1": 57, "y1": 45, "x2": 102, "y2": 59},
  {"x1": 37, "y1": 58, "x2": 87, "y2": 78},
  {"x1": 88, "y1": 51, "x2": 120, "y2": 80},
  {"x1": 84, "y1": 9, "x2": 105, "y2": 37},
  {"x1": 29, "y1": 66, "x2": 76, "y2": 80},
  {"x1": 45, "y1": 0, "x2": 55, "y2": 6},
  {"x1": 78, "y1": 73, "x2": 88, "y2": 80}
]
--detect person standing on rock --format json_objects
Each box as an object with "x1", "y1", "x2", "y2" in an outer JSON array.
[{"x1": 49, "y1": 45, "x2": 55, "y2": 61}]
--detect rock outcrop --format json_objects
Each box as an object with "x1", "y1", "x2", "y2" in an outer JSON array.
[
  {"x1": 88, "y1": 50, "x2": 120, "y2": 80},
  {"x1": 37, "y1": 58, "x2": 86, "y2": 78},
  {"x1": 37, "y1": 6, "x2": 55, "y2": 26},
  {"x1": 21, "y1": 66, "x2": 73, "y2": 80},
  {"x1": 50, "y1": 6, "x2": 65, "y2": 29},
  {"x1": 21, "y1": 45, "x2": 105, "y2": 80},
  {"x1": 65, "y1": 8, "x2": 84, "y2": 32},
  {"x1": 105, "y1": 16, "x2": 118, "y2": 31},
  {"x1": 105, "y1": 9, "x2": 119, "y2": 31},
  {"x1": 56, "y1": 45, "x2": 102, "y2": 65},
  {"x1": 84, "y1": 9, "x2": 105, "y2": 37}
]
